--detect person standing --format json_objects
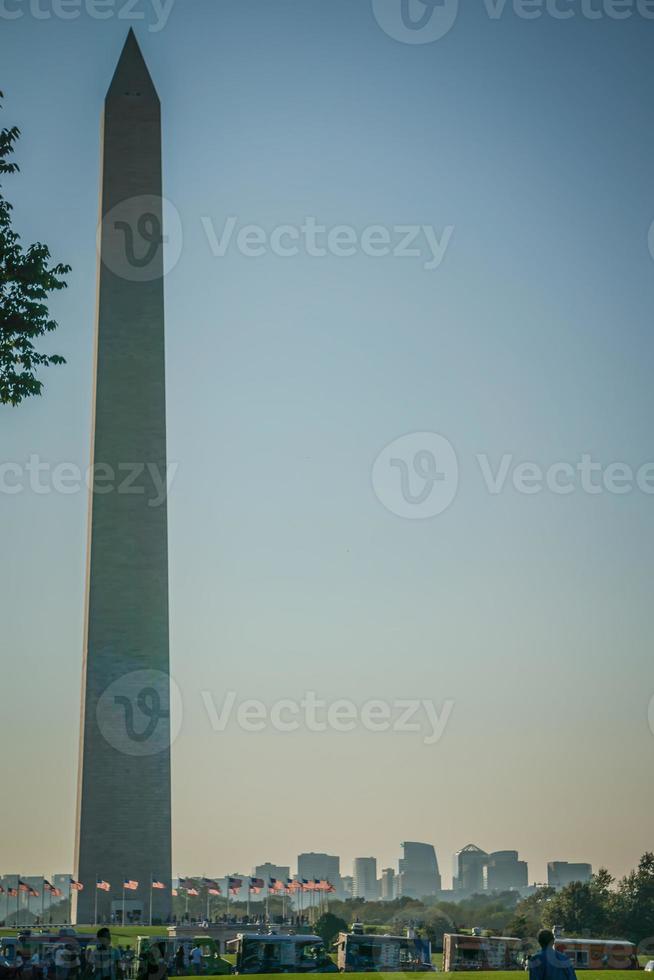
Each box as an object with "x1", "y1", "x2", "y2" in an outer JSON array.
[
  {"x1": 146, "y1": 943, "x2": 167, "y2": 980},
  {"x1": 91, "y1": 929, "x2": 118, "y2": 980},
  {"x1": 173, "y1": 947, "x2": 185, "y2": 977},
  {"x1": 189, "y1": 948, "x2": 202, "y2": 977},
  {"x1": 529, "y1": 931, "x2": 577, "y2": 980},
  {"x1": 63, "y1": 945, "x2": 81, "y2": 980},
  {"x1": 54, "y1": 946, "x2": 67, "y2": 980}
]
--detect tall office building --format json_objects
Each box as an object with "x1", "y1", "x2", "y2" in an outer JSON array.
[
  {"x1": 398, "y1": 842, "x2": 441, "y2": 898},
  {"x1": 254, "y1": 863, "x2": 291, "y2": 883},
  {"x1": 353, "y1": 858, "x2": 379, "y2": 900},
  {"x1": 380, "y1": 868, "x2": 396, "y2": 901},
  {"x1": 297, "y1": 853, "x2": 341, "y2": 894},
  {"x1": 547, "y1": 862, "x2": 593, "y2": 889},
  {"x1": 453, "y1": 844, "x2": 488, "y2": 895},
  {"x1": 483, "y1": 851, "x2": 528, "y2": 892}
]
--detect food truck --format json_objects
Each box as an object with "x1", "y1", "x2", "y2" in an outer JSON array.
[
  {"x1": 137, "y1": 935, "x2": 231, "y2": 975},
  {"x1": 335, "y1": 931, "x2": 434, "y2": 972},
  {"x1": 554, "y1": 938, "x2": 640, "y2": 970},
  {"x1": 443, "y1": 933, "x2": 524, "y2": 971},
  {"x1": 228, "y1": 933, "x2": 336, "y2": 974}
]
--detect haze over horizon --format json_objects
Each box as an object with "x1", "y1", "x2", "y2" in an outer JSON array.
[{"x1": 1, "y1": 0, "x2": 653, "y2": 886}]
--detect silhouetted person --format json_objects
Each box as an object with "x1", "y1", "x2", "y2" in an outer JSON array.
[{"x1": 529, "y1": 931, "x2": 577, "y2": 980}]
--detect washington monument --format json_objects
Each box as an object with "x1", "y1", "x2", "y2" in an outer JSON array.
[{"x1": 73, "y1": 30, "x2": 172, "y2": 923}]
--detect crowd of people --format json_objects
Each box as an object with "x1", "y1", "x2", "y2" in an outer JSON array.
[{"x1": 1, "y1": 930, "x2": 177, "y2": 980}]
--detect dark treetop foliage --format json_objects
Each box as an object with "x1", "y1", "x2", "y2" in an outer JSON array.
[{"x1": 0, "y1": 90, "x2": 70, "y2": 406}]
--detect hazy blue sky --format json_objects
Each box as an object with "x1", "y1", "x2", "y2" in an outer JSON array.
[{"x1": 1, "y1": 0, "x2": 654, "y2": 886}]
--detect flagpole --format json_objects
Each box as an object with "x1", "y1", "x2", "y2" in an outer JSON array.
[
  {"x1": 122, "y1": 878, "x2": 125, "y2": 928},
  {"x1": 41, "y1": 876, "x2": 45, "y2": 926},
  {"x1": 94, "y1": 874, "x2": 98, "y2": 926},
  {"x1": 247, "y1": 883, "x2": 250, "y2": 920},
  {"x1": 150, "y1": 875, "x2": 153, "y2": 928}
]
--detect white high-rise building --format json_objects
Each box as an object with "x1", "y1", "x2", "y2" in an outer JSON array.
[{"x1": 353, "y1": 857, "x2": 379, "y2": 900}]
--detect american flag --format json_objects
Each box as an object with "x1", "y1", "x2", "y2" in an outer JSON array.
[
  {"x1": 152, "y1": 880, "x2": 165, "y2": 890},
  {"x1": 228, "y1": 877, "x2": 242, "y2": 894},
  {"x1": 44, "y1": 880, "x2": 55, "y2": 893},
  {"x1": 123, "y1": 880, "x2": 138, "y2": 891},
  {"x1": 28, "y1": 887, "x2": 40, "y2": 898},
  {"x1": 171, "y1": 888, "x2": 178, "y2": 897},
  {"x1": 70, "y1": 879, "x2": 84, "y2": 891},
  {"x1": 249, "y1": 877, "x2": 264, "y2": 893},
  {"x1": 52, "y1": 888, "x2": 63, "y2": 897},
  {"x1": 7, "y1": 888, "x2": 17, "y2": 897},
  {"x1": 202, "y1": 878, "x2": 221, "y2": 896},
  {"x1": 18, "y1": 881, "x2": 30, "y2": 893},
  {"x1": 0, "y1": 886, "x2": 4, "y2": 895},
  {"x1": 96, "y1": 880, "x2": 111, "y2": 892},
  {"x1": 187, "y1": 887, "x2": 199, "y2": 897}
]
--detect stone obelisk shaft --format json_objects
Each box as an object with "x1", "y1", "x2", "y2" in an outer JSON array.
[{"x1": 73, "y1": 30, "x2": 172, "y2": 924}]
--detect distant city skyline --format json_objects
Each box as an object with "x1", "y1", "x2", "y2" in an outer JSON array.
[{"x1": 1, "y1": 842, "x2": 596, "y2": 897}]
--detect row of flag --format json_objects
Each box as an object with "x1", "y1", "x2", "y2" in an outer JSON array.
[
  {"x1": 0, "y1": 880, "x2": 63, "y2": 899},
  {"x1": 1, "y1": 876, "x2": 336, "y2": 898},
  {"x1": 177, "y1": 876, "x2": 335, "y2": 897}
]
